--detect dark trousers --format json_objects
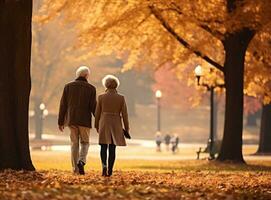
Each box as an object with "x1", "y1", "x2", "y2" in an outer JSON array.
[{"x1": 100, "y1": 144, "x2": 116, "y2": 170}]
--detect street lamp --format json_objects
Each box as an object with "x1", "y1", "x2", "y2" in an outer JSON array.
[
  {"x1": 194, "y1": 65, "x2": 203, "y2": 85},
  {"x1": 194, "y1": 65, "x2": 224, "y2": 160},
  {"x1": 39, "y1": 103, "x2": 45, "y2": 110},
  {"x1": 43, "y1": 109, "x2": 49, "y2": 118},
  {"x1": 155, "y1": 90, "x2": 162, "y2": 132},
  {"x1": 35, "y1": 103, "x2": 48, "y2": 140},
  {"x1": 29, "y1": 110, "x2": 35, "y2": 117}
]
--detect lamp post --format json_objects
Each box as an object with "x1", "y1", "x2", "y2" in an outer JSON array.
[
  {"x1": 155, "y1": 90, "x2": 162, "y2": 133},
  {"x1": 194, "y1": 65, "x2": 224, "y2": 159},
  {"x1": 35, "y1": 103, "x2": 48, "y2": 140}
]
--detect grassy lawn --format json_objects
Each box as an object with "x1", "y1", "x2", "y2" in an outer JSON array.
[
  {"x1": 31, "y1": 150, "x2": 271, "y2": 172},
  {"x1": 1, "y1": 150, "x2": 271, "y2": 200},
  {"x1": 31, "y1": 145, "x2": 269, "y2": 171}
]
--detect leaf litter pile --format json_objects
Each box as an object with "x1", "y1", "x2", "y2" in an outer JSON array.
[{"x1": 1, "y1": 168, "x2": 271, "y2": 200}]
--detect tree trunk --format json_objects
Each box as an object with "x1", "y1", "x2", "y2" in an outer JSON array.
[
  {"x1": 213, "y1": 93, "x2": 218, "y2": 140},
  {"x1": 246, "y1": 112, "x2": 258, "y2": 127},
  {"x1": 217, "y1": 29, "x2": 255, "y2": 163},
  {"x1": 0, "y1": 1, "x2": 35, "y2": 170},
  {"x1": 256, "y1": 104, "x2": 271, "y2": 154}
]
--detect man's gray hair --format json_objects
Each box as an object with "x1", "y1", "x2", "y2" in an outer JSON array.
[
  {"x1": 102, "y1": 74, "x2": 120, "y2": 89},
  {"x1": 76, "y1": 66, "x2": 90, "y2": 78}
]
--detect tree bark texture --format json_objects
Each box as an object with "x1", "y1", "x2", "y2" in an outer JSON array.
[
  {"x1": 217, "y1": 28, "x2": 255, "y2": 162},
  {"x1": 0, "y1": 0, "x2": 35, "y2": 170}
]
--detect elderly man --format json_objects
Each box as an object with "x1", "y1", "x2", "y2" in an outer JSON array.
[{"x1": 58, "y1": 66, "x2": 96, "y2": 175}]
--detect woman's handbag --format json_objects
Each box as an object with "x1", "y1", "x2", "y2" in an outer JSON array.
[{"x1": 123, "y1": 129, "x2": 131, "y2": 139}]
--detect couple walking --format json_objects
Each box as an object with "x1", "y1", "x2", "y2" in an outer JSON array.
[{"x1": 58, "y1": 66, "x2": 130, "y2": 176}]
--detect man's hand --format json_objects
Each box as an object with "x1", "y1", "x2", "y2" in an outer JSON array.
[{"x1": 59, "y1": 125, "x2": 65, "y2": 132}]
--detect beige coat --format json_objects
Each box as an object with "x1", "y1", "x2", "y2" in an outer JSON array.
[{"x1": 95, "y1": 89, "x2": 129, "y2": 146}]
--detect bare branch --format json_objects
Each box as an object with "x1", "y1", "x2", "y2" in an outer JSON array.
[{"x1": 46, "y1": 83, "x2": 63, "y2": 106}]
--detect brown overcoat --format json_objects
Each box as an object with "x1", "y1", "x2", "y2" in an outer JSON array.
[
  {"x1": 58, "y1": 77, "x2": 96, "y2": 128},
  {"x1": 95, "y1": 89, "x2": 129, "y2": 146}
]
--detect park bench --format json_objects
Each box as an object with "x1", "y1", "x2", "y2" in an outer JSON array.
[{"x1": 196, "y1": 140, "x2": 221, "y2": 160}]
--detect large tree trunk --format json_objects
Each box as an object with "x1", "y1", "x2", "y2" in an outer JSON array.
[
  {"x1": 256, "y1": 104, "x2": 271, "y2": 154},
  {"x1": 217, "y1": 29, "x2": 255, "y2": 162},
  {"x1": 0, "y1": 0, "x2": 35, "y2": 170}
]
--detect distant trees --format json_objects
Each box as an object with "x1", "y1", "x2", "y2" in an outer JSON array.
[
  {"x1": 42, "y1": 0, "x2": 271, "y2": 162},
  {"x1": 256, "y1": 104, "x2": 271, "y2": 154},
  {"x1": 118, "y1": 70, "x2": 154, "y2": 116},
  {"x1": 153, "y1": 63, "x2": 199, "y2": 111},
  {"x1": 244, "y1": 34, "x2": 271, "y2": 154},
  {"x1": 244, "y1": 97, "x2": 261, "y2": 127},
  {"x1": 0, "y1": 0, "x2": 35, "y2": 170},
  {"x1": 31, "y1": 0, "x2": 79, "y2": 139}
]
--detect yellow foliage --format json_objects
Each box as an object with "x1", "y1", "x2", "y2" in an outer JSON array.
[{"x1": 39, "y1": 0, "x2": 271, "y2": 103}]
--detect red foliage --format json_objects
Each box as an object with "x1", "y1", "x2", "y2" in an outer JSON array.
[
  {"x1": 153, "y1": 63, "x2": 196, "y2": 111},
  {"x1": 244, "y1": 96, "x2": 262, "y2": 115}
]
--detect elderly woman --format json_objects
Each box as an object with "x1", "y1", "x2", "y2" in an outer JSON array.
[{"x1": 95, "y1": 75, "x2": 129, "y2": 177}]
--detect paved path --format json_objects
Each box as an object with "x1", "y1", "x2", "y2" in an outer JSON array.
[{"x1": 29, "y1": 134, "x2": 271, "y2": 161}]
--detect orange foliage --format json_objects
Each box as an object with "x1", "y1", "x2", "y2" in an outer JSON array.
[
  {"x1": 39, "y1": 0, "x2": 271, "y2": 105},
  {"x1": 153, "y1": 63, "x2": 199, "y2": 110},
  {"x1": 1, "y1": 169, "x2": 271, "y2": 199},
  {"x1": 244, "y1": 96, "x2": 262, "y2": 115}
]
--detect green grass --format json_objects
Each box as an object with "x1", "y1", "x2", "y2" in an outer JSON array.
[{"x1": 31, "y1": 150, "x2": 271, "y2": 173}]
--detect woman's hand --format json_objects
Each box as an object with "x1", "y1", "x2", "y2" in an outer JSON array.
[{"x1": 58, "y1": 125, "x2": 64, "y2": 132}]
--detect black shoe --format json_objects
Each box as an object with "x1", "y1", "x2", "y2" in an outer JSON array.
[
  {"x1": 77, "y1": 161, "x2": 85, "y2": 175},
  {"x1": 107, "y1": 169, "x2": 113, "y2": 177},
  {"x1": 102, "y1": 167, "x2": 107, "y2": 176}
]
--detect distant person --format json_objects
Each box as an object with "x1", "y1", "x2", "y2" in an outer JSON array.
[
  {"x1": 95, "y1": 75, "x2": 130, "y2": 177},
  {"x1": 171, "y1": 134, "x2": 179, "y2": 154},
  {"x1": 164, "y1": 134, "x2": 171, "y2": 151},
  {"x1": 155, "y1": 132, "x2": 162, "y2": 152},
  {"x1": 175, "y1": 134, "x2": 180, "y2": 152},
  {"x1": 58, "y1": 66, "x2": 96, "y2": 175}
]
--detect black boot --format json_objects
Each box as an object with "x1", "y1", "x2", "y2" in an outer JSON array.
[
  {"x1": 102, "y1": 167, "x2": 107, "y2": 176},
  {"x1": 107, "y1": 168, "x2": 113, "y2": 177},
  {"x1": 77, "y1": 160, "x2": 85, "y2": 175}
]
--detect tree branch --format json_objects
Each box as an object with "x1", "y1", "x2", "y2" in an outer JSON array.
[
  {"x1": 199, "y1": 24, "x2": 224, "y2": 41},
  {"x1": 149, "y1": 6, "x2": 224, "y2": 72},
  {"x1": 46, "y1": 83, "x2": 63, "y2": 106},
  {"x1": 169, "y1": 2, "x2": 224, "y2": 40},
  {"x1": 120, "y1": 12, "x2": 151, "y2": 39}
]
